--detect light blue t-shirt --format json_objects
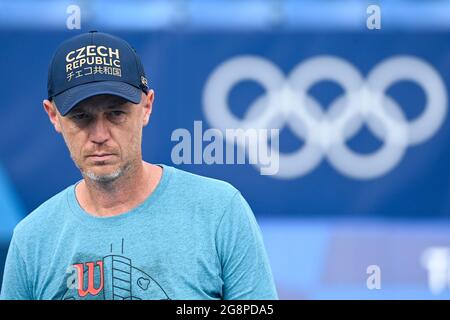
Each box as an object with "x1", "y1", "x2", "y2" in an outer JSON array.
[{"x1": 0, "y1": 164, "x2": 278, "y2": 300}]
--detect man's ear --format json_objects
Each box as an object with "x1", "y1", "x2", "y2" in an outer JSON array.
[
  {"x1": 143, "y1": 90, "x2": 154, "y2": 127},
  {"x1": 43, "y1": 99, "x2": 62, "y2": 133}
]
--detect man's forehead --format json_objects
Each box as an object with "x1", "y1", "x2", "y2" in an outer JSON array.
[{"x1": 70, "y1": 94, "x2": 130, "y2": 113}]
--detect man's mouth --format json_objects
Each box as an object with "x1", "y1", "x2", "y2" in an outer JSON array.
[{"x1": 86, "y1": 154, "x2": 116, "y2": 161}]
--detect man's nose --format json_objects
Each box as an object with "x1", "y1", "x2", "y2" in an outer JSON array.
[{"x1": 89, "y1": 116, "x2": 111, "y2": 144}]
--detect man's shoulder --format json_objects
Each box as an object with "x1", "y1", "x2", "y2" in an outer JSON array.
[
  {"x1": 167, "y1": 165, "x2": 240, "y2": 203},
  {"x1": 13, "y1": 184, "x2": 73, "y2": 239}
]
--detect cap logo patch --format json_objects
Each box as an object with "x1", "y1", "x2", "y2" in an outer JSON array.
[
  {"x1": 64, "y1": 45, "x2": 122, "y2": 82},
  {"x1": 141, "y1": 76, "x2": 148, "y2": 87}
]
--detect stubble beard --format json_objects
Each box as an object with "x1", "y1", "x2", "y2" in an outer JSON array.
[{"x1": 81, "y1": 160, "x2": 133, "y2": 185}]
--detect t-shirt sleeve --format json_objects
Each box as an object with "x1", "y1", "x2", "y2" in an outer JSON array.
[
  {"x1": 0, "y1": 234, "x2": 33, "y2": 300},
  {"x1": 215, "y1": 191, "x2": 278, "y2": 300}
]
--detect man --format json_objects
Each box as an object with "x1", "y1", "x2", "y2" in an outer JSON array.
[{"x1": 0, "y1": 31, "x2": 278, "y2": 300}]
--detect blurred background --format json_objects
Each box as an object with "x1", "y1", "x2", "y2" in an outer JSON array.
[{"x1": 1, "y1": 0, "x2": 450, "y2": 299}]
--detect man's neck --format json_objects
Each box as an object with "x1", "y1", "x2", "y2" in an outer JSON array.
[{"x1": 75, "y1": 161, "x2": 163, "y2": 217}]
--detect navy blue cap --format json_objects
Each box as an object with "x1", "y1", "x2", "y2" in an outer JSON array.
[{"x1": 47, "y1": 31, "x2": 149, "y2": 116}]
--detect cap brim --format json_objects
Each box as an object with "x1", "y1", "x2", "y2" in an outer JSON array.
[{"x1": 53, "y1": 81, "x2": 142, "y2": 116}]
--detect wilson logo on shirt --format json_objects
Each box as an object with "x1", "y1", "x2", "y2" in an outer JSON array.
[
  {"x1": 61, "y1": 239, "x2": 170, "y2": 300},
  {"x1": 71, "y1": 260, "x2": 104, "y2": 297}
]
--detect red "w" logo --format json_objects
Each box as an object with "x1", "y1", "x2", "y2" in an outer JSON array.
[{"x1": 72, "y1": 261, "x2": 104, "y2": 297}]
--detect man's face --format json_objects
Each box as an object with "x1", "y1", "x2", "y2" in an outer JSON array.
[{"x1": 45, "y1": 93, "x2": 152, "y2": 183}]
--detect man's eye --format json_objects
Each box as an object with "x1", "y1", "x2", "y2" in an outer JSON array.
[
  {"x1": 110, "y1": 111, "x2": 125, "y2": 117},
  {"x1": 71, "y1": 113, "x2": 89, "y2": 121},
  {"x1": 108, "y1": 111, "x2": 127, "y2": 121}
]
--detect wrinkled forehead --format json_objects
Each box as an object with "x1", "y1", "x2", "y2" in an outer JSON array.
[{"x1": 69, "y1": 94, "x2": 131, "y2": 114}]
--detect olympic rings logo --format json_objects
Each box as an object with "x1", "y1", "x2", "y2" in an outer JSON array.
[{"x1": 202, "y1": 55, "x2": 447, "y2": 179}]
